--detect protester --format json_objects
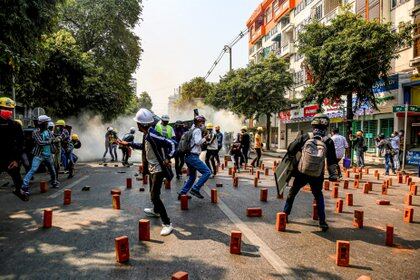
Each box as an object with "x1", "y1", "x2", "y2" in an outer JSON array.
[
  {"x1": 230, "y1": 138, "x2": 243, "y2": 172},
  {"x1": 214, "y1": 124, "x2": 223, "y2": 166},
  {"x1": 174, "y1": 121, "x2": 188, "y2": 179},
  {"x1": 103, "y1": 127, "x2": 118, "y2": 162},
  {"x1": 390, "y1": 131, "x2": 400, "y2": 171},
  {"x1": 120, "y1": 127, "x2": 135, "y2": 166},
  {"x1": 205, "y1": 123, "x2": 218, "y2": 177},
  {"x1": 54, "y1": 119, "x2": 70, "y2": 177},
  {"x1": 15, "y1": 120, "x2": 31, "y2": 174},
  {"x1": 375, "y1": 134, "x2": 396, "y2": 175},
  {"x1": 0, "y1": 97, "x2": 28, "y2": 201},
  {"x1": 22, "y1": 115, "x2": 59, "y2": 194},
  {"x1": 155, "y1": 114, "x2": 174, "y2": 139},
  {"x1": 398, "y1": 130, "x2": 404, "y2": 168},
  {"x1": 67, "y1": 133, "x2": 81, "y2": 178},
  {"x1": 352, "y1": 131, "x2": 365, "y2": 168},
  {"x1": 331, "y1": 128, "x2": 348, "y2": 178},
  {"x1": 178, "y1": 115, "x2": 211, "y2": 200},
  {"x1": 283, "y1": 113, "x2": 338, "y2": 232},
  {"x1": 128, "y1": 108, "x2": 175, "y2": 236},
  {"x1": 250, "y1": 127, "x2": 263, "y2": 168},
  {"x1": 238, "y1": 126, "x2": 251, "y2": 166}
]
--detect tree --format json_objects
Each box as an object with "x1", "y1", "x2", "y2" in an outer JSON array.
[
  {"x1": 298, "y1": 9, "x2": 413, "y2": 141},
  {"x1": 176, "y1": 77, "x2": 213, "y2": 107},
  {"x1": 138, "y1": 91, "x2": 153, "y2": 110},
  {"x1": 207, "y1": 54, "x2": 293, "y2": 150}
]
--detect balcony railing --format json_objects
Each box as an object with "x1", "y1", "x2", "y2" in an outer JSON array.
[
  {"x1": 280, "y1": 42, "x2": 295, "y2": 57},
  {"x1": 322, "y1": 7, "x2": 338, "y2": 23}
]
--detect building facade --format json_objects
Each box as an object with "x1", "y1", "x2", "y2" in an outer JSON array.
[{"x1": 247, "y1": 0, "x2": 419, "y2": 158}]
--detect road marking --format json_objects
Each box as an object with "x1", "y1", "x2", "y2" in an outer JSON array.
[
  {"x1": 203, "y1": 187, "x2": 295, "y2": 280},
  {"x1": 48, "y1": 175, "x2": 89, "y2": 198}
]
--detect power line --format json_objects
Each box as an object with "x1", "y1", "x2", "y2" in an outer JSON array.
[{"x1": 204, "y1": 28, "x2": 249, "y2": 80}]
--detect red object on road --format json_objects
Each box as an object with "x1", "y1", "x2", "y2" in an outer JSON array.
[
  {"x1": 353, "y1": 180, "x2": 359, "y2": 189},
  {"x1": 249, "y1": 167, "x2": 254, "y2": 175},
  {"x1": 365, "y1": 168, "x2": 369, "y2": 174},
  {"x1": 410, "y1": 184, "x2": 417, "y2": 196},
  {"x1": 260, "y1": 188, "x2": 268, "y2": 202},
  {"x1": 345, "y1": 170, "x2": 350, "y2": 178},
  {"x1": 375, "y1": 173, "x2": 380, "y2": 180},
  {"x1": 256, "y1": 170, "x2": 261, "y2": 179},
  {"x1": 386, "y1": 224, "x2": 394, "y2": 246},
  {"x1": 323, "y1": 181, "x2": 330, "y2": 191},
  {"x1": 276, "y1": 212, "x2": 287, "y2": 231},
  {"x1": 331, "y1": 186, "x2": 338, "y2": 198},
  {"x1": 111, "y1": 188, "x2": 121, "y2": 195},
  {"x1": 43, "y1": 209, "x2": 52, "y2": 228},
  {"x1": 221, "y1": 163, "x2": 225, "y2": 170},
  {"x1": 138, "y1": 219, "x2": 150, "y2": 241},
  {"x1": 336, "y1": 240, "x2": 350, "y2": 267},
  {"x1": 376, "y1": 200, "x2": 390, "y2": 205},
  {"x1": 403, "y1": 207, "x2": 414, "y2": 223},
  {"x1": 343, "y1": 180, "x2": 349, "y2": 189},
  {"x1": 172, "y1": 271, "x2": 189, "y2": 280},
  {"x1": 164, "y1": 179, "x2": 171, "y2": 189},
  {"x1": 354, "y1": 174, "x2": 360, "y2": 180},
  {"x1": 246, "y1": 208, "x2": 262, "y2": 217},
  {"x1": 40, "y1": 181, "x2": 48, "y2": 193},
  {"x1": 115, "y1": 236, "x2": 129, "y2": 263},
  {"x1": 233, "y1": 176, "x2": 239, "y2": 187},
  {"x1": 181, "y1": 195, "x2": 188, "y2": 210},
  {"x1": 335, "y1": 199, "x2": 343, "y2": 213},
  {"x1": 112, "y1": 195, "x2": 120, "y2": 210},
  {"x1": 346, "y1": 193, "x2": 353, "y2": 206},
  {"x1": 381, "y1": 184, "x2": 387, "y2": 195},
  {"x1": 312, "y1": 204, "x2": 318, "y2": 220},
  {"x1": 264, "y1": 168, "x2": 269, "y2": 176},
  {"x1": 228, "y1": 167, "x2": 233, "y2": 176},
  {"x1": 63, "y1": 189, "x2": 71, "y2": 205},
  {"x1": 211, "y1": 189, "x2": 217, "y2": 203},
  {"x1": 353, "y1": 210, "x2": 364, "y2": 228},
  {"x1": 398, "y1": 175, "x2": 403, "y2": 184},
  {"x1": 407, "y1": 177, "x2": 412, "y2": 186},
  {"x1": 404, "y1": 194, "x2": 413, "y2": 206},
  {"x1": 230, "y1": 231, "x2": 242, "y2": 254},
  {"x1": 404, "y1": 175, "x2": 410, "y2": 184},
  {"x1": 363, "y1": 183, "x2": 369, "y2": 194},
  {"x1": 253, "y1": 177, "x2": 258, "y2": 188},
  {"x1": 126, "y1": 178, "x2": 132, "y2": 189}
]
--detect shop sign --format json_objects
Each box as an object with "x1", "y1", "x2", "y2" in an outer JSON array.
[
  {"x1": 278, "y1": 111, "x2": 290, "y2": 120},
  {"x1": 290, "y1": 108, "x2": 303, "y2": 119},
  {"x1": 372, "y1": 74, "x2": 399, "y2": 93},
  {"x1": 393, "y1": 105, "x2": 420, "y2": 113},
  {"x1": 303, "y1": 104, "x2": 319, "y2": 117},
  {"x1": 407, "y1": 151, "x2": 420, "y2": 165}
]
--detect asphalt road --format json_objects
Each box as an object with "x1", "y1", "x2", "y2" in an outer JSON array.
[{"x1": 0, "y1": 156, "x2": 419, "y2": 280}]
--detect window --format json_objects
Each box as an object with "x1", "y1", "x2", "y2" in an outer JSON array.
[
  {"x1": 293, "y1": 70, "x2": 305, "y2": 86},
  {"x1": 314, "y1": 4, "x2": 323, "y2": 20},
  {"x1": 391, "y1": 0, "x2": 397, "y2": 8},
  {"x1": 414, "y1": 14, "x2": 420, "y2": 58},
  {"x1": 265, "y1": 7, "x2": 272, "y2": 23},
  {"x1": 273, "y1": 1, "x2": 279, "y2": 15}
]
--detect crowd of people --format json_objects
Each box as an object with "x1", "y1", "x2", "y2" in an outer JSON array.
[{"x1": 0, "y1": 97, "x2": 81, "y2": 202}]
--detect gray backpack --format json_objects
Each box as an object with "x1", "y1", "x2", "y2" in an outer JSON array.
[
  {"x1": 298, "y1": 132, "x2": 328, "y2": 177},
  {"x1": 177, "y1": 128, "x2": 199, "y2": 154}
]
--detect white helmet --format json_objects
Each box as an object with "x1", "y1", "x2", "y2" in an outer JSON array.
[
  {"x1": 48, "y1": 121, "x2": 54, "y2": 128},
  {"x1": 38, "y1": 115, "x2": 51, "y2": 123},
  {"x1": 133, "y1": 108, "x2": 155, "y2": 125},
  {"x1": 161, "y1": 114, "x2": 170, "y2": 122},
  {"x1": 107, "y1": 127, "x2": 113, "y2": 132},
  {"x1": 129, "y1": 127, "x2": 136, "y2": 133}
]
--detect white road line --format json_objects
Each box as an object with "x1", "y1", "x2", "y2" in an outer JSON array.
[
  {"x1": 203, "y1": 187, "x2": 296, "y2": 280},
  {"x1": 48, "y1": 175, "x2": 89, "y2": 198}
]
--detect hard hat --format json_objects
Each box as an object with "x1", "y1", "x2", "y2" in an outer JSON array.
[
  {"x1": 161, "y1": 114, "x2": 170, "y2": 122},
  {"x1": 206, "y1": 123, "x2": 213, "y2": 129},
  {"x1": 130, "y1": 127, "x2": 136, "y2": 133},
  {"x1": 133, "y1": 108, "x2": 155, "y2": 125},
  {"x1": 194, "y1": 115, "x2": 206, "y2": 122},
  {"x1": 48, "y1": 121, "x2": 54, "y2": 128},
  {"x1": 56, "y1": 119, "x2": 65, "y2": 126},
  {"x1": 311, "y1": 113, "x2": 330, "y2": 127},
  {"x1": 38, "y1": 115, "x2": 51, "y2": 123},
  {"x1": 241, "y1": 126, "x2": 247, "y2": 131},
  {"x1": 0, "y1": 97, "x2": 16, "y2": 109},
  {"x1": 107, "y1": 127, "x2": 113, "y2": 132},
  {"x1": 71, "y1": 133, "x2": 79, "y2": 141},
  {"x1": 15, "y1": 119, "x2": 22, "y2": 126},
  {"x1": 257, "y1": 127, "x2": 263, "y2": 131},
  {"x1": 214, "y1": 124, "x2": 220, "y2": 129}
]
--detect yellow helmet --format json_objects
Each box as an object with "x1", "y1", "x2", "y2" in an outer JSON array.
[
  {"x1": 15, "y1": 119, "x2": 23, "y2": 126},
  {"x1": 206, "y1": 123, "x2": 213, "y2": 129},
  {"x1": 0, "y1": 97, "x2": 16, "y2": 109},
  {"x1": 71, "y1": 133, "x2": 79, "y2": 141},
  {"x1": 241, "y1": 126, "x2": 247, "y2": 131},
  {"x1": 56, "y1": 119, "x2": 65, "y2": 126},
  {"x1": 257, "y1": 127, "x2": 263, "y2": 131}
]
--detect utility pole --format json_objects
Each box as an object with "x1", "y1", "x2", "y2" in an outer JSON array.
[
  {"x1": 225, "y1": 45, "x2": 232, "y2": 71},
  {"x1": 402, "y1": 103, "x2": 408, "y2": 171}
]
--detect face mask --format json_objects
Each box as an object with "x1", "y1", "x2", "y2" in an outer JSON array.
[{"x1": 0, "y1": 109, "x2": 13, "y2": 120}]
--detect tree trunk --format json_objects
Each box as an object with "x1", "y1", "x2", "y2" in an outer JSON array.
[
  {"x1": 266, "y1": 113, "x2": 271, "y2": 150},
  {"x1": 345, "y1": 93, "x2": 354, "y2": 158}
]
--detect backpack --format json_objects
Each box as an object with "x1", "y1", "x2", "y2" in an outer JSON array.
[
  {"x1": 177, "y1": 128, "x2": 199, "y2": 154},
  {"x1": 298, "y1": 132, "x2": 328, "y2": 177}
]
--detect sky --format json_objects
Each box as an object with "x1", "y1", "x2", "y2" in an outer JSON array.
[{"x1": 134, "y1": 0, "x2": 261, "y2": 115}]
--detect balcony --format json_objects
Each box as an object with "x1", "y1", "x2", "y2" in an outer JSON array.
[
  {"x1": 279, "y1": 42, "x2": 295, "y2": 58},
  {"x1": 281, "y1": 21, "x2": 293, "y2": 33},
  {"x1": 250, "y1": 26, "x2": 266, "y2": 45},
  {"x1": 322, "y1": 7, "x2": 339, "y2": 24},
  {"x1": 274, "y1": 0, "x2": 295, "y2": 22}
]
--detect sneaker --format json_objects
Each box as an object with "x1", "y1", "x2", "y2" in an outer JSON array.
[
  {"x1": 319, "y1": 221, "x2": 329, "y2": 232},
  {"x1": 160, "y1": 223, "x2": 173, "y2": 236},
  {"x1": 13, "y1": 189, "x2": 29, "y2": 201},
  {"x1": 385, "y1": 172, "x2": 389, "y2": 176},
  {"x1": 190, "y1": 189, "x2": 204, "y2": 199},
  {"x1": 51, "y1": 182, "x2": 60, "y2": 189},
  {"x1": 144, "y1": 208, "x2": 160, "y2": 217},
  {"x1": 177, "y1": 194, "x2": 192, "y2": 200}
]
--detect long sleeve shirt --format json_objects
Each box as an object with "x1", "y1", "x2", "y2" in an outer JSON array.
[
  {"x1": 0, "y1": 118, "x2": 24, "y2": 162},
  {"x1": 32, "y1": 129, "x2": 54, "y2": 157},
  {"x1": 390, "y1": 136, "x2": 400, "y2": 150},
  {"x1": 331, "y1": 134, "x2": 348, "y2": 159},
  {"x1": 190, "y1": 127, "x2": 206, "y2": 154}
]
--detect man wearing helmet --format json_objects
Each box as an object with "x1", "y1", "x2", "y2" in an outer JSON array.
[
  {"x1": 205, "y1": 123, "x2": 218, "y2": 177},
  {"x1": 54, "y1": 119, "x2": 70, "y2": 177},
  {"x1": 0, "y1": 97, "x2": 28, "y2": 201},
  {"x1": 155, "y1": 114, "x2": 174, "y2": 139},
  {"x1": 125, "y1": 108, "x2": 176, "y2": 236},
  {"x1": 67, "y1": 134, "x2": 82, "y2": 178},
  {"x1": 120, "y1": 127, "x2": 136, "y2": 166},
  {"x1": 238, "y1": 126, "x2": 251, "y2": 166},
  {"x1": 214, "y1": 124, "x2": 223, "y2": 165},
  {"x1": 251, "y1": 127, "x2": 264, "y2": 168},
  {"x1": 283, "y1": 113, "x2": 338, "y2": 232},
  {"x1": 103, "y1": 127, "x2": 118, "y2": 162}
]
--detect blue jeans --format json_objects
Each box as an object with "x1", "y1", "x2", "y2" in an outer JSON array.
[
  {"x1": 356, "y1": 150, "x2": 364, "y2": 167},
  {"x1": 384, "y1": 153, "x2": 394, "y2": 174},
  {"x1": 23, "y1": 154, "x2": 57, "y2": 190},
  {"x1": 180, "y1": 153, "x2": 211, "y2": 194}
]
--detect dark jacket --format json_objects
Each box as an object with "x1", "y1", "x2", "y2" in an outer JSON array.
[
  {"x1": 0, "y1": 118, "x2": 24, "y2": 162},
  {"x1": 238, "y1": 132, "x2": 251, "y2": 150},
  {"x1": 353, "y1": 137, "x2": 365, "y2": 151},
  {"x1": 287, "y1": 132, "x2": 338, "y2": 178}
]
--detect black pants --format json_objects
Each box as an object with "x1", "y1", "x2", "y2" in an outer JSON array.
[
  {"x1": 150, "y1": 172, "x2": 170, "y2": 225},
  {"x1": 205, "y1": 150, "x2": 218, "y2": 175},
  {"x1": 121, "y1": 147, "x2": 130, "y2": 164},
  {"x1": 175, "y1": 153, "x2": 185, "y2": 176},
  {"x1": 284, "y1": 173, "x2": 326, "y2": 223},
  {"x1": 251, "y1": 148, "x2": 261, "y2": 167},
  {"x1": 0, "y1": 160, "x2": 23, "y2": 192},
  {"x1": 232, "y1": 152, "x2": 242, "y2": 169},
  {"x1": 215, "y1": 147, "x2": 221, "y2": 165},
  {"x1": 240, "y1": 147, "x2": 249, "y2": 165}
]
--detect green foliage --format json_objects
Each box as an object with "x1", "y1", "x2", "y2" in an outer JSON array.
[
  {"x1": 138, "y1": 91, "x2": 153, "y2": 110},
  {"x1": 298, "y1": 10, "x2": 413, "y2": 111},
  {"x1": 177, "y1": 77, "x2": 214, "y2": 106}
]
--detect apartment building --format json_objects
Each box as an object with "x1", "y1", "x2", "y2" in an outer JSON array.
[{"x1": 247, "y1": 0, "x2": 419, "y2": 157}]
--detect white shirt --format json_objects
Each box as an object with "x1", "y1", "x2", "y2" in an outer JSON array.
[
  {"x1": 390, "y1": 136, "x2": 400, "y2": 150},
  {"x1": 331, "y1": 134, "x2": 348, "y2": 159},
  {"x1": 190, "y1": 127, "x2": 206, "y2": 154}
]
